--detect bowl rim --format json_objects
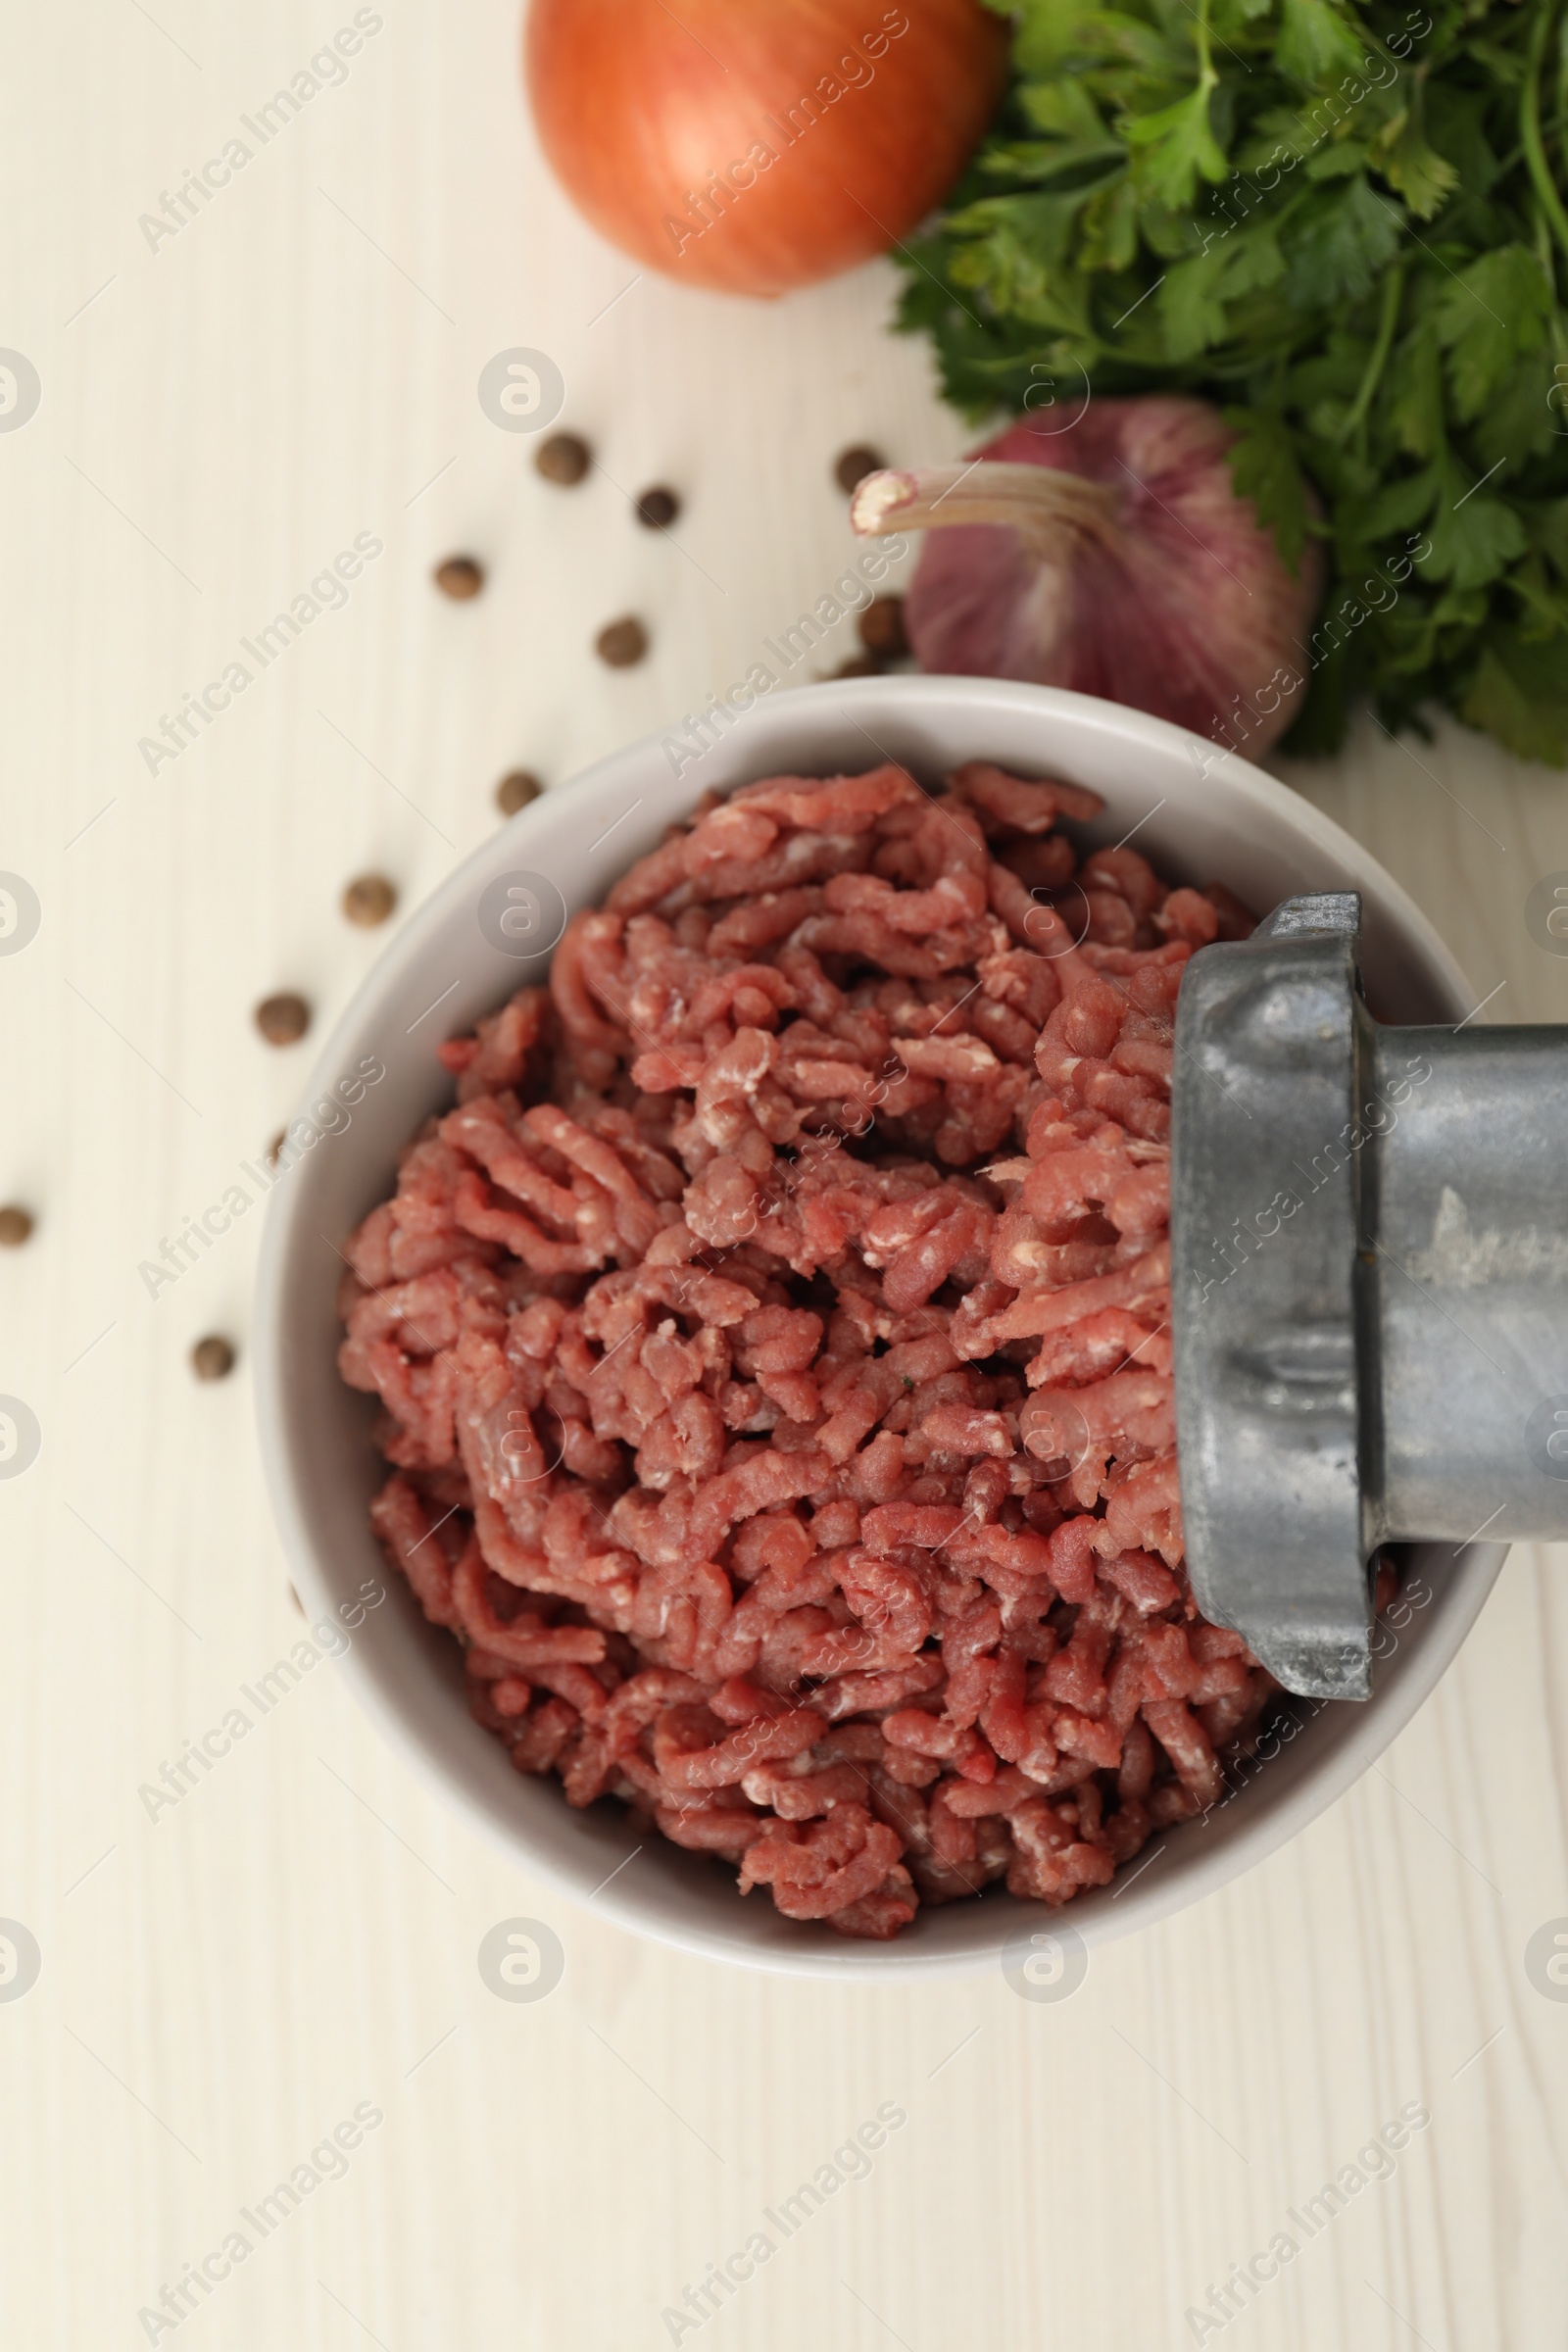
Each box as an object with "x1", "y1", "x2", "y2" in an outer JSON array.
[{"x1": 254, "y1": 675, "x2": 1504, "y2": 1979}]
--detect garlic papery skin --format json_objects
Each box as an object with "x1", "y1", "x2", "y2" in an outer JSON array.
[{"x1": 851, "y1": 398, "x2": 1325, "y2": 757}]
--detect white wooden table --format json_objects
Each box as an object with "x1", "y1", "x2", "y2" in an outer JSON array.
[{"x1": 4, "y1": 7, "x2": 1567, "y2": 2346}]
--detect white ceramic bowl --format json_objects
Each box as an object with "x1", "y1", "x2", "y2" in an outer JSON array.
[{"x1": 254, "y1": 677, "x2": 1504, "y2": 1979}]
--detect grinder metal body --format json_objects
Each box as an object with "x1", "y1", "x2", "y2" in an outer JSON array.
[{"x1": 1172, "y1": 893, "x2": 1568, "y2": 1702}]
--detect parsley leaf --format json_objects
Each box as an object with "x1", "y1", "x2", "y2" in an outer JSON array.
[
  {"x1": 1436, "y1": 246, "x2": 1554, "y2": 419},
  {"x1": 1284, "y1": 176, "x2": 1404, "y2": 309},
  {"x1": 1224, "y1": 405, "x2": 1312, "y2": 568},
  {"x1": 1425, "y1": 489, "x2": 1527, "y2": 591},
  {"x1": 1275, "y1": 0, "x2": 1368, "y2": 83},
  {"x1": 1126, "y1": 74, "x2": 1230, "y2": 211},
  {"x1": 1462, "y1": 633, "x2": 1568, "y2": 765}
]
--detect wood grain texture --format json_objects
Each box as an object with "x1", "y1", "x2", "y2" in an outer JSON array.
[{"x1": 2, "y1": 7, "x2": 1566, "y2": 2348}]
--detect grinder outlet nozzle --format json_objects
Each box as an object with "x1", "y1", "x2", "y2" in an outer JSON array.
[{"x1": 1173, "y1": 893, "x2": 1561, "y2": 1701}]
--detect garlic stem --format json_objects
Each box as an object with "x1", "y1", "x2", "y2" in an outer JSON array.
[{"x1": 851, "y1": 463, "x2": 1122, "y2": 558}]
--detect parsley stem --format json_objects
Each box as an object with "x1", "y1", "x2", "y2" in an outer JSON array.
[
  {"x1": 1338, "y1": 261, "x2": 1407, "y2": 449},
  {"x1": 1522, "y1": 0, "x2": 1568, "y2": 273},
  {"x1": 1537, "y1": 205, "x2": 1568, "y2": 366},
  {"x1": 1196, "y1": 0, "x2": 1215, "y2": 87}
]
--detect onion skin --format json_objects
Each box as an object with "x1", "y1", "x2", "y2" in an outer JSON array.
[
  {"x1": 524, "y1": 0, "x2": 1008, "y2": 299},
  {"x1": 854, "y1": 400, "x2": 1326, "y2": 757}
]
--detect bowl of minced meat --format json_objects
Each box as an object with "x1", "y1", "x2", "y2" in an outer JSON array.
[{"x1": 255, "y1": 678, "x2": 1504, "y2": 1976}]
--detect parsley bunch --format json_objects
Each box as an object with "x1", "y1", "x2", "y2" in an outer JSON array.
[{"x1": 895, "y1": 0, "x2": 1568, "y2": 762}]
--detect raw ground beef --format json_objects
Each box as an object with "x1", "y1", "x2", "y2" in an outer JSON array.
[{"x1": 339, "y1": 760, "x2": 1283, "y2": 1939}]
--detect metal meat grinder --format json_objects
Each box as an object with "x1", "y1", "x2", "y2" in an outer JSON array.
[{"x1": 1173, "y1": 894, "x2": 1566, "y2": 1701}]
